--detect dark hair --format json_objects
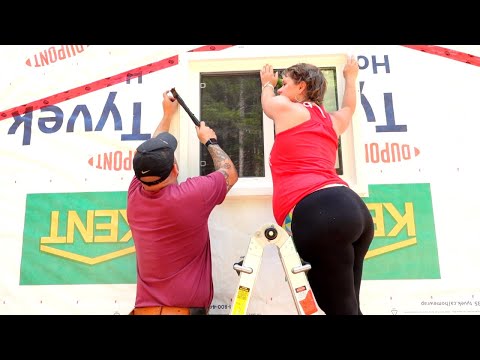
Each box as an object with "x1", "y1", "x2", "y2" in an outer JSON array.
[{"x1": 282, "y1": 63, "x2": 327, "y2": 106}]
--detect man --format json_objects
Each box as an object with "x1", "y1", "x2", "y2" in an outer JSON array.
[{"x1": 127, "y1": 90, "x2": 238, "y2": 315}]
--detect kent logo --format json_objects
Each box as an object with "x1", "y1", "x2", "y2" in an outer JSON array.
[
  {"x1": 362, "y1": 183, "x2": 440, "y2": 280},
  {"x1": 20, "y1": 192, "x2": 136, "y2": 285},
  {"x1": 19, "y1": 184, "x2": 440, "y2": 285}
]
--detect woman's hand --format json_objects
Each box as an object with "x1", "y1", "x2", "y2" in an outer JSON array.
[
  {"x1": 343, "y1": 56, "x2": 359, "y2": 81},
  {"x1": 260, "y1": 64, "x2": 279, "y2": 88}
]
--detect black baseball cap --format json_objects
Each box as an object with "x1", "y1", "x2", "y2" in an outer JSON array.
[{"x1": 133, "y1": 132, "x2": 178, "y2": 185}]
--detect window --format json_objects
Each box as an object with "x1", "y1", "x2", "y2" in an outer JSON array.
[
  {"x1": 199, "y1": 72, "x2": 265, "y2": 177},
  {"x1": 178, "y1": 49, "x2": 367, "y2": 197},
  {"x1": 199, "y1": 68, "x2": 344, "y2": 177}
]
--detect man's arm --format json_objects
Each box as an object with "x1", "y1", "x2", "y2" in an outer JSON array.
[
  {"x1": 207, "y1": 144, "x2": 238, "y2": 193},
  {"x1": 196, "y1": 121, "x2": 238, "y2": 193},
  {"x1": 152, "y1": 91, "x2": 178, "y2": 137}
]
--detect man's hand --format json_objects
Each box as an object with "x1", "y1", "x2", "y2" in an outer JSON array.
[
  {"x1": 196, "y1": 121, "x2": 217, "y2": 145},
  {"x1": 162, "y1": 90, "x2": 179, "y2": 118},
  {"x1": 152, "y1": 90, "x2": 179, "y2": 137}
]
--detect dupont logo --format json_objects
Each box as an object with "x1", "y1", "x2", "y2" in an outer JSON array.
[
  {"x1": 20, "y1": 191, "x2": 136, "y2": 285},
  {"x1": 365, "y1": 142, "x2": 420, "y2": 163},
  {"x1": 88, "y1": 150, "x2": 135, "y2": 171},
  {"x1": 25, "y1": 45, "x2": 90, "y2": 68}
]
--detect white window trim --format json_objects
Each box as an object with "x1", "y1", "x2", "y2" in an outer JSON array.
[{"x1": 176, "y1": 50, "x2": 368, "y2": 198}]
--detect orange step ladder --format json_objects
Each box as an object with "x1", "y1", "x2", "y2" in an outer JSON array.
[{"x1": 230, "y1": 223, "x2": 324, "y2": 315}]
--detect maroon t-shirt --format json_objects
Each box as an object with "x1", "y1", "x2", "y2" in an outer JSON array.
[
  {"x1": 126, "y1": 171, "x2": 227, "y2": 309},
  {"x1": 269, "y1": 102, "x2": 349, "y2": 225}
]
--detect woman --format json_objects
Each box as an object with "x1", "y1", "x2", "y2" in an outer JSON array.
[{"x1": 260, "y1": 57, "x2": 374, "y2": 315}]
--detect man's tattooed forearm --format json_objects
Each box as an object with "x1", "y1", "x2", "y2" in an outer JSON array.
[
  {"x1": 208, "y1": 145, "x2": 235, "y2": 191},
  {"x1": 209, "y1": 145, "x2": 230, "y2": 171}
]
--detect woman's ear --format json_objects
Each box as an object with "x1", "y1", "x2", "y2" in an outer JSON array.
[{"x1": 299, "y1": 80, "x2": 307, "y2": 92}]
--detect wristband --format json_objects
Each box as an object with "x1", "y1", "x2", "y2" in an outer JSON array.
[
  {"x1": 262, "y1": 82, "x2": 274, "y2": 90},
  {"x1": 205, "y1": 138, "x2": 218, "y2": 147}
]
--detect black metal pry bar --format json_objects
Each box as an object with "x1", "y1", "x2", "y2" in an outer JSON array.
[{"x1": 170, "y1": 87, "x2": 201, "y2": 127}]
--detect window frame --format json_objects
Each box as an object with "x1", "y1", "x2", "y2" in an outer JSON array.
[{"x1": 176, "y1": 50, "x2": 368, "y2": 198}]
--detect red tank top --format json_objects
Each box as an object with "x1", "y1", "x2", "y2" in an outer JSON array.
[{"x1": 269, "y1": 102, "x2": 349, "y2": 225}]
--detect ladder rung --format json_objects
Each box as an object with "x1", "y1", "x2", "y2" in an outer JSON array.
[
  {"x1": 292, "y1": 264, "x2": 311, "y2": 274},
  {"x1": 233, "y1": 264, "x2": 253, "y2": 274}
]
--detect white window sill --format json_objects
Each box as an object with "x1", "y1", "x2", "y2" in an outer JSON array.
[{"x1": 226, "y1": 178, "x2": 273, "y2": 198}]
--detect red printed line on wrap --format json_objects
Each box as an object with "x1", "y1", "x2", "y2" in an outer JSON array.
[
  {"x1": 402, "y1": 45, "x2": 480, "y2": 67},
  {"x1": 0, "y1": 45, "x2": 235, "y2": 122}
]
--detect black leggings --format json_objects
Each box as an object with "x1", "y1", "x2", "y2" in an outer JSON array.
[{"x1": 291, "y1": 186, "x2": 374, "y2": 315}]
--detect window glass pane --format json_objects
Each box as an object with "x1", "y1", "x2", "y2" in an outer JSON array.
[
  {"x1": 200, "y1": 72, "x2": 264, "y2": 177},
  {"x1": 320, "y1": 67, "x2": 339, "y2": 112},
  {"x1": 321, "y1": 67, "x2": 344, "y2": 175},
  {"x1": 199, "y1": 66, "x2": 343, "y2": 177}
]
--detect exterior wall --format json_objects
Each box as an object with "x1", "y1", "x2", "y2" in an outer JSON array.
[{"x1": 1, "y1": 45, "x2": 479, "y2": 314}]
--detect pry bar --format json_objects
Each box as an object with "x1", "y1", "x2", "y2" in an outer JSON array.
[{"x1": 170, "y1": 88, "x2": 201, "y2": 127}]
